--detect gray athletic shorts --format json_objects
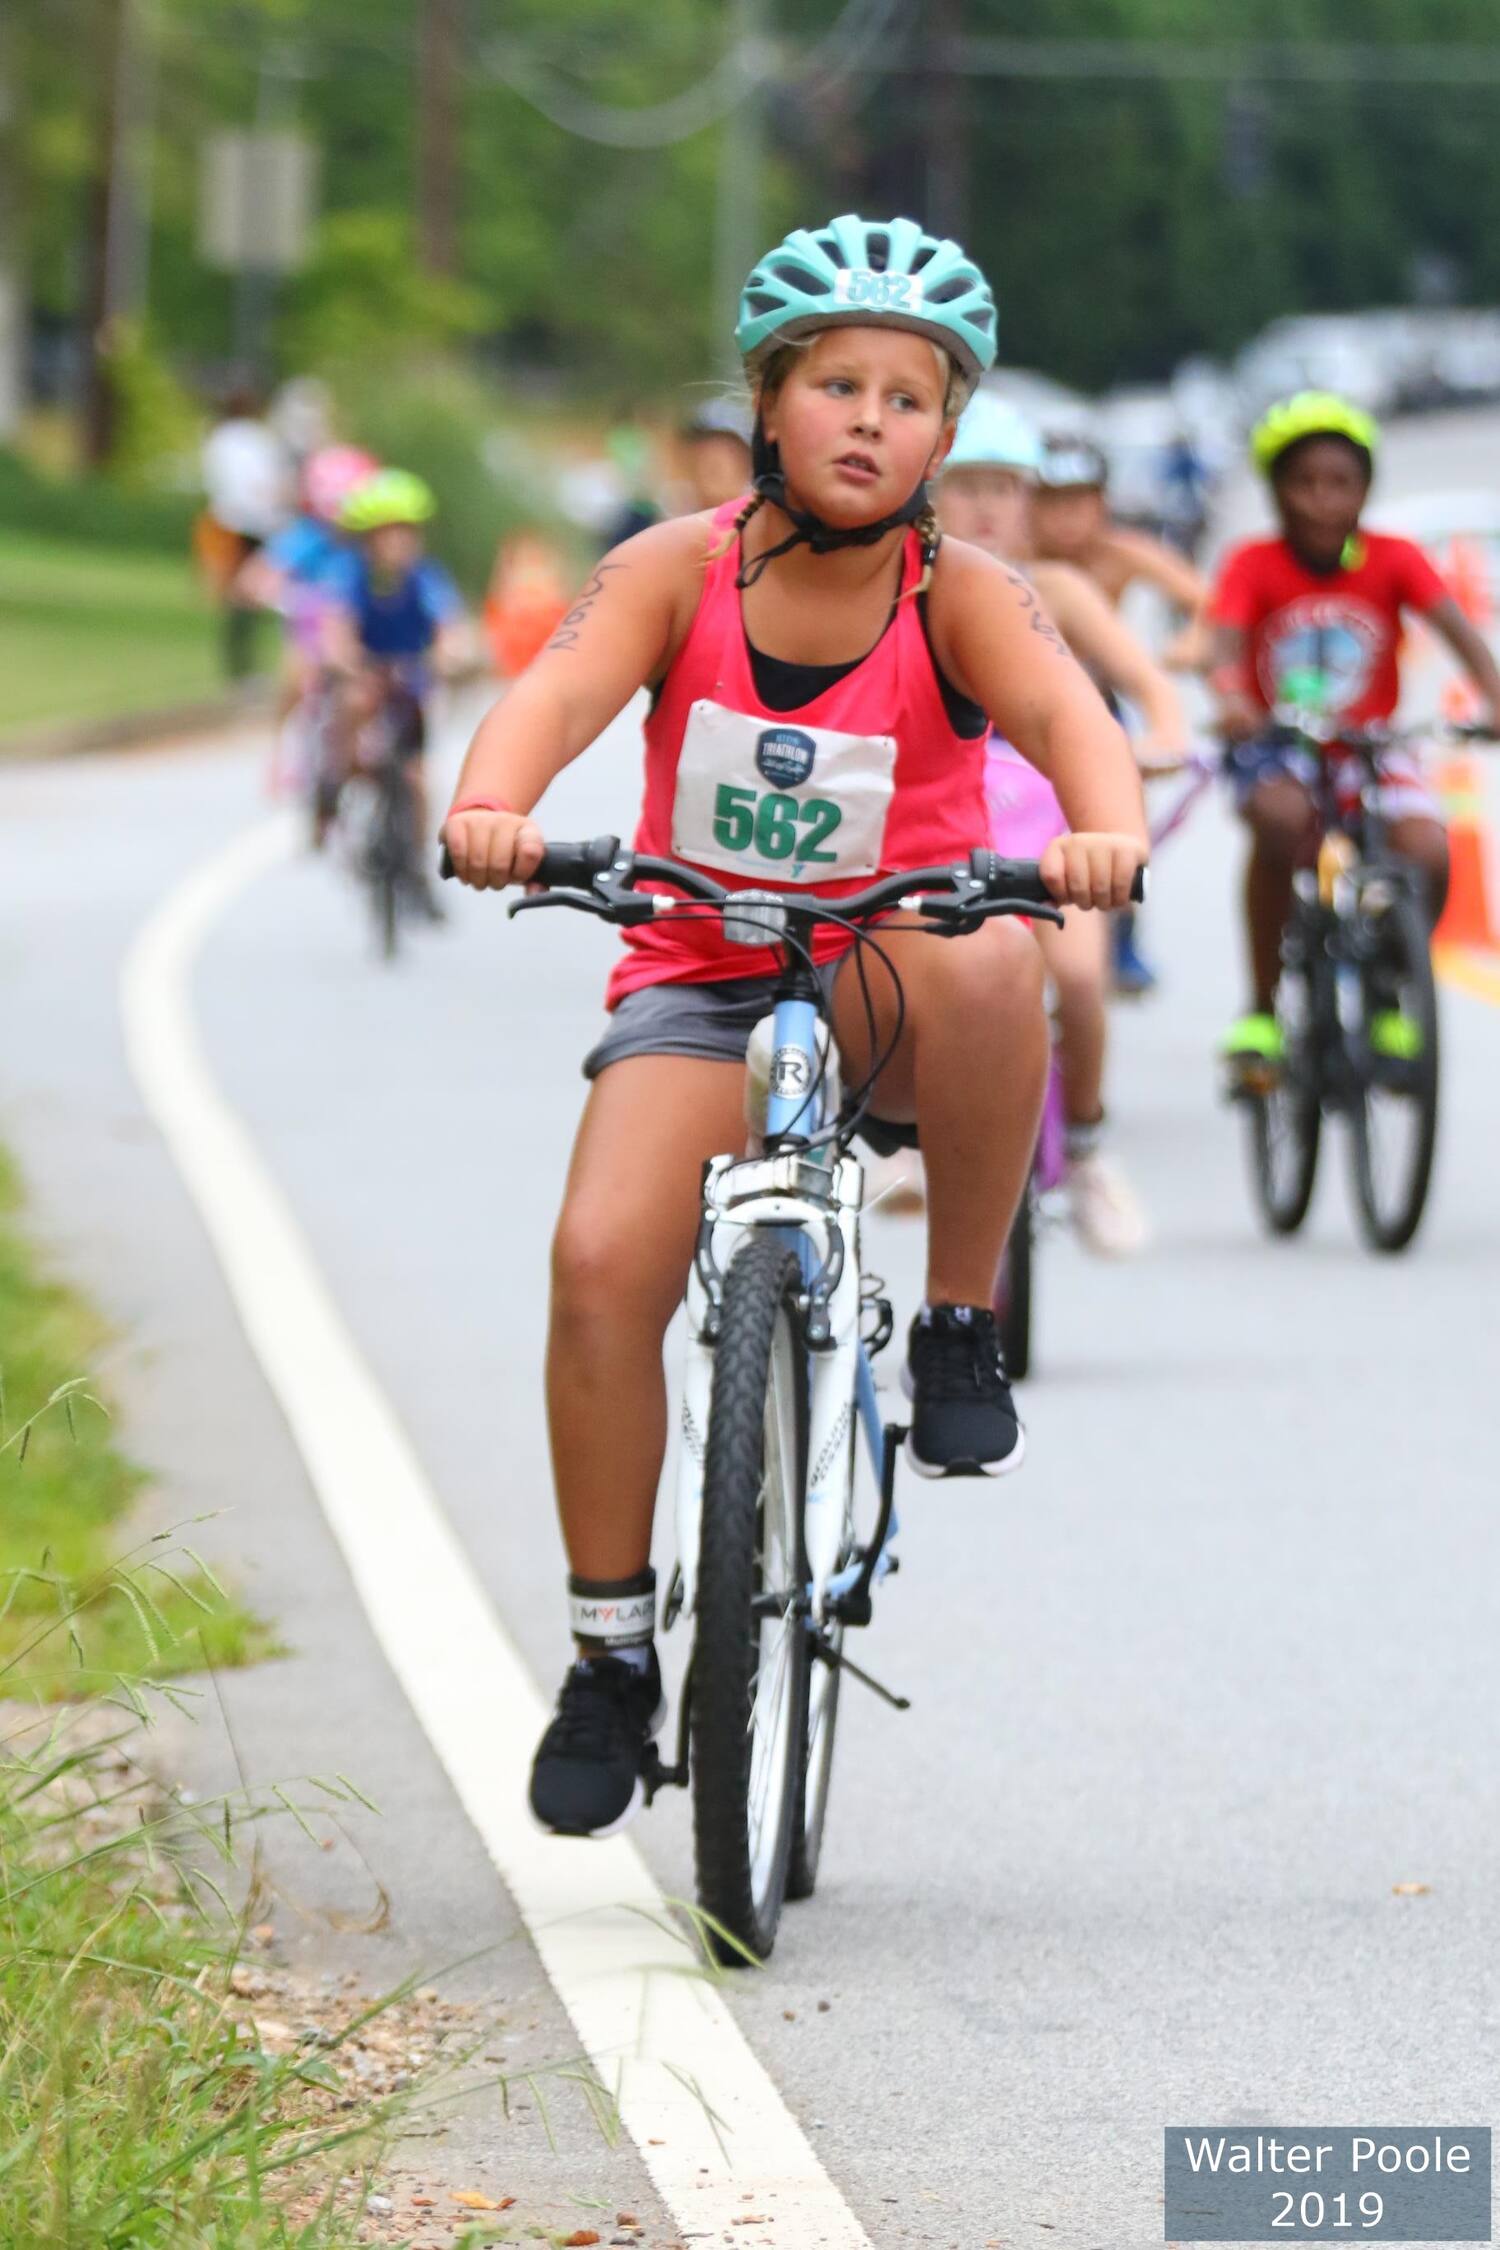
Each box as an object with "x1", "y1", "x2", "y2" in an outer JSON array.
[
  {"x1": 582, "y1": 964, "x2": 842, "y2": 1079},
  {"x1": 581, "y1": 963, "x2": 919, "y2": 1153}
]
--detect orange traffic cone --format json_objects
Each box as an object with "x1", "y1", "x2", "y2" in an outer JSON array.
[
  {"x1": 484, "y1": 534, "x2": 569, "y2": 678},
  {"x1": 1446, "y1": 533, "x2": 1492, "y2": 623},
  {"x1": 1439, "y1": 537, "x2": 1492, "y2": 722},
  {"x1": 1434, "y1": 754, "x2": 1500, "y2": 950}
]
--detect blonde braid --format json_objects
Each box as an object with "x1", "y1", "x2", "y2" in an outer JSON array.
[
  {"x1": 705, "y1": 489, "x2": 765, "y2": 566},
  {"x1": 902, "y1": 501, "x2": 943, "y2": 602}
]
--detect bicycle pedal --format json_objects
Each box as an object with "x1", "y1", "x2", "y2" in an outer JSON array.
[
  {"x1": 1225, "y1": 1063, "x2": 1281, "y2": 1101},
  {"x1": 641, "y1": 1744, "x2": 688, "y2": 1802}
]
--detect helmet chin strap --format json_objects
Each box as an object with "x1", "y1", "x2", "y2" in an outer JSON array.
[{"x1": 736, "y1": 423, "x2": 931, "y2": 589}]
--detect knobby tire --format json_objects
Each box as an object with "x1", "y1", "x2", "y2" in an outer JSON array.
[
  {"x1": 691, "y1": 1235, "x2": 810, "y2": 1965},
  {"x1": 1348, "y1": 888, "x2": 1440, "y2": 1252}
]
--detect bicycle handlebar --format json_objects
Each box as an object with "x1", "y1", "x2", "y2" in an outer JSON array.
[
  {"x1": 438, "y1": 835, "x2": 1146, "y2": 923},
  {"x1": 1260, "y1": 710, "x2": 1498, "y2": 754}
]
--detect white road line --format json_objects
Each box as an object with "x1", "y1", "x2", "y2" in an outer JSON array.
[{"x1": 120, "y1": 814, "x2": 872, "y2": 2250}]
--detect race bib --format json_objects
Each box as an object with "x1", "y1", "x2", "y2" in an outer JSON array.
[{"x1": 671, "y1": 699, "x2": 897, "y2": 883}]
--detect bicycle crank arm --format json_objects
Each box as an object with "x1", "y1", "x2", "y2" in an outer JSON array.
[
  {"x1": 642, "y1": 1653, "x2": 694, "y2": 1803},
  {"x1": 832, "y1": 1420, "x2": 907, "y2": 1626}
]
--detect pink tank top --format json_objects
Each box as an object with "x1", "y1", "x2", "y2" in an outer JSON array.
[{"x1": 607, "y1": 500, "x2": 990, "y2": 1004}]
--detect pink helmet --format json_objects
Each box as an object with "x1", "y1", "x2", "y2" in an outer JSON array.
[{"x1": 302, "y1": 445, "x2": 379, "y2": 523}]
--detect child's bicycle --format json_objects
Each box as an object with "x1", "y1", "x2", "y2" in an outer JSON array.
[
  {"x1": 338, "y1": 671, "x2": 431, "y2": 962},
  {"x1": 990, "y1": 760, "x2": 1203, "y2": 1379},
  {"x1": 1228, "y1": 709, "x2": 1494, "y2": 1253},
  {"x1": 448, "y1": 835, "x2": 1140, "y2": 1962}
]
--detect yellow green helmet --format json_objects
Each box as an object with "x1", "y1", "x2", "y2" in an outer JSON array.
[
  {"x1": 339, "y1": 468, "x2": 437, "y2": 532},
  {"x1": 1250, "y1": 392, "x2": 1379, "y2": 477}
]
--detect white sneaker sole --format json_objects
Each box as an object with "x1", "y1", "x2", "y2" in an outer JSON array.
[
  {"x1": 900, "y1": 1365, "x2": 1027, "y2": 1479},
  {"x1": 904, "y1": 1422, "x2": 1027, "y2": 1479}
]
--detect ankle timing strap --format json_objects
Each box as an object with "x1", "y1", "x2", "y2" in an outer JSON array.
[
  {"x1": 736, "y1": 423, "x2": 933, "y2": 589},
  {"x1": 568, "y1": 1567, "x2": 656, "y2": 1650}
]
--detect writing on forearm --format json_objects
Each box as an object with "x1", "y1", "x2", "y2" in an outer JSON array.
[
  {"x1": 547, "y1": 562, "x2": 626, "y2": 652},
  {"x1": 1003, "y1": 565, "x2": 1070, "y2": 659}
]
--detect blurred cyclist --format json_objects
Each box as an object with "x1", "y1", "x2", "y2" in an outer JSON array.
[
  {"x1": 1032, "y1": 433, "x2": 1208, "y2": 996},
  {"x1": 1211, "y1": 392, "x2": 1500, "y2": 1074},
  {"x1": 936, "y1": 390, "x2": 1188, "y2": 1255},
  {"x1": 1032, "y1": 435, "x2": 1210, "y2": 664},
  {"x1": 676, "y1": 396, "x2": 754, "y2": 512},
  {"x1": 324, "y1": 470, "x2": 470, "y2": 897},
  {"x1": 1159, "y1": 429, "x2": 1215, "y2": 560},
  {"x1": 237, "y1": 444, "x2": 378, "y2": 785}
]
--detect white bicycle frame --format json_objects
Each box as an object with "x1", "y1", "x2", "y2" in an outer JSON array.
[{"x1": 672, "y1": 989, "x2": 895, "y2": 1626}]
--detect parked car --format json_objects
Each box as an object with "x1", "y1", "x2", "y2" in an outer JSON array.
[
  {"x1": 1427, "y1": 311, "x2": 1500, "y2": 403},
  {"x1": 1234, "y1": 314, "x2": 1396, "y2": 420},
  {"x1": 1092, "y1": 386, "x2": 1180, "y2": 525},
  {"x1": 982, "y1": 366, "x2": 1092, "y2": 437}
]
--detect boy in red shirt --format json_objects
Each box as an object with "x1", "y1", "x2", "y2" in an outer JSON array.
[{"x1": 1210, "y1": 392, "x2": 1500, "y2": 1067}]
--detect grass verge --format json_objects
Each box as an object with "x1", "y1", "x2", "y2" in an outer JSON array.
[
  {"x1": 0, "y1": 527, "x2": 274, "y2": 742},
  {"x1": 0, "y1": 1696, "x2": 617, "y2": 2244},
  {"x1": 0, "y1": 1703, "x2": 401, "y2": 2247},
  {"x1": 0, "y1": 1143, "x2": 629, "y2": 2240},
  {"x1": 0, "y1": 1143, "x2": 275, "y2": 1697}
]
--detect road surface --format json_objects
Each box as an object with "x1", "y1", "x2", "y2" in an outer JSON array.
[{"x1": 3, "y1": 413, "x2": 1499, "y2": 2248}]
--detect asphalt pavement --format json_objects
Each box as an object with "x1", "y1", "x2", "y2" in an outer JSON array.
[{"x1": 3, "y1": 414, "x2": 1499, "y2": 2248}]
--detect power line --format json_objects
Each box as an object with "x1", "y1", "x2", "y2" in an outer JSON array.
[
  {"x1": 929, "y1": 38, "x2": 1500, "y2": 87},
  {"x1": 476, "y1": 0, "x2": 910, "y2": 151}
]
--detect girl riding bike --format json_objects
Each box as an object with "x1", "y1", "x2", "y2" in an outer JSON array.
[
  {"x1": 1211, "y1": 391, "x2": 1500, "y2": 1076},
  {"x1": 935, "y1": 390, "x2": 1187, "y2": 1256},
  {"x1": 442, "y1": 214, "x2": 1148, "y2": 1839}
]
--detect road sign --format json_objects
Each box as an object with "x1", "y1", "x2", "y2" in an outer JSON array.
[{"x1": 199, "y1": 129, "x2": 317, "y2": 273}]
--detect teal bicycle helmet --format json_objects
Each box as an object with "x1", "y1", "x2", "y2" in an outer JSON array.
[
  {"x1": 736, "y1": 214, "x2": 997, "y2": 399},
  {"x1": 943, "y1": 390, "x2": 1043, "y2": 476}
]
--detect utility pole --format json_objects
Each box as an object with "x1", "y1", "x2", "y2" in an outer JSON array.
[
  {"x1": 418, "y1": 0, "x2": 460, "y2": 275},
  {"x1": 924, "y1": 0, "x2": 968, "y2": 241},
  {"x1": 714, "y1": 0, "x2": 768, "y2": 378},
  {"x1": 0, "y1": 4, "x2": 23, "y2": 440},
  {"x1": 104, "y1": 0, "x2": 157, "y2": 327},
  {"x1": 81, "y1": 0, "x2": 127, "y2": 465}
]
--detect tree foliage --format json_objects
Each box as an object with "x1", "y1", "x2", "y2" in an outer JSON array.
[{"x1": 13, "y1": 0, "x2": 1500, "y2": 406}]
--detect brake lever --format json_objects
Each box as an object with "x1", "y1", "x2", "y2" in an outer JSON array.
[
  {"x1": 997, "y1": 897, "x2": 1065, "y2": 928},
  {"x1": 921, "y1": 893, "x2": 1065, "y2": 933},
  {"x1": 507, "y1": 889, "x2": 610, "y2": 921},
  {"x1": 591, "y1": 872, "x2": 662, "y2": 926},
  {"x1": 508, "y1": 881, "x2": 661, "y2": 927}
]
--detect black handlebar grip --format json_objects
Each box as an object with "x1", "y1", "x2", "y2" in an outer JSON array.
[
  {"x1": 534, "y1": 835, "x2": 621, "y2": 891},
  {"x1": 970, "y1": 849, "x2": 1147, "y2": 907},
  {"x1": 438, "y1": 833, "x2": 622, "y2": 889}
]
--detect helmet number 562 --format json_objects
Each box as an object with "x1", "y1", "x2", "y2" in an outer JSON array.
[{"x1": 836, "y1": 269, "x2": 915, "y2": 310}]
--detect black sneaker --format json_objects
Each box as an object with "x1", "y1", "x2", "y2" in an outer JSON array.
[
  {"x1": 528, "y1": 1650, "x2": 666, "y2": 1838},
  {"x1": 904, "y1": 1304, "x2": 1025, "y2": 1479}
]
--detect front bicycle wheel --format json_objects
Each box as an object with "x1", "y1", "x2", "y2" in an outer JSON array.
[
  {"x1": 692, "y1": 1234, "x2": 809, "y2": 1966},
  {"x1": 1243, "y1": 960, "x2": 1321, "y2": 1235},
  {"x1": 1347, "y1": 889, "x2": 1439, "y2": 1253},
  {"x1": 368, "y1": 771, "x2": 410, "y2": 962}
]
